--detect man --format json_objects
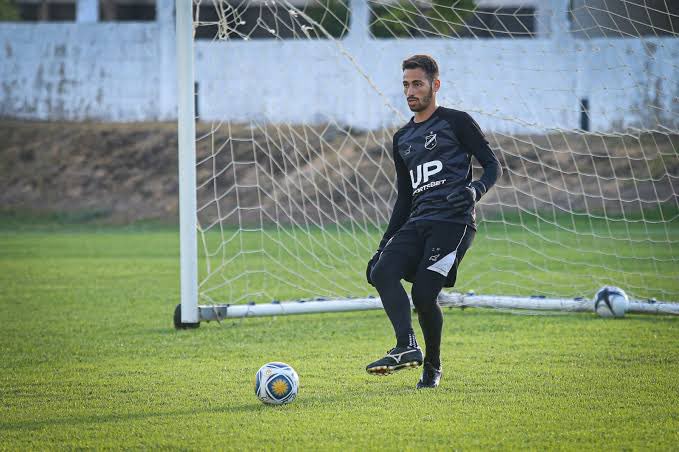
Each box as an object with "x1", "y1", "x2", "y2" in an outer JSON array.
[{"x1": 366, "y1": 54, "x2": 502, "y2": 389}]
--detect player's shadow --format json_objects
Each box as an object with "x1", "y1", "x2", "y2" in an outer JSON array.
[
  {"x1": 0, "y1": 384, "x2": 432, "y2": 431},
  {"x1": 0, "y1": 403, "x2": 269, "y2": 431}
]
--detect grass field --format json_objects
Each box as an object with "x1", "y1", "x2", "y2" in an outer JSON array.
[
  {"x1": 195, "y1": 210, "x2": 678, "y2": 303},
  {"x1": 1, "y1": 216, "x2": 678, "y2": 449}
]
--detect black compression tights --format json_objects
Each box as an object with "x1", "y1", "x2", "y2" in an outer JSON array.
[
  {"x1": 412, "y1": 275, "x2": 444, "y2": 369},
  {"x1": 371, "y1": 256, "x2": 444, "y2": 368}
]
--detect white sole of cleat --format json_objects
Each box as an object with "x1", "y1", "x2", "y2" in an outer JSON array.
[{"x1": 366, "y1": 361, "x2": 422, "y2": 376}]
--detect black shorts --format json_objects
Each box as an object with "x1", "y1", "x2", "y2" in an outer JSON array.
[{"x1": 379, "y1": 220, "x2": 475, "y2": 288}]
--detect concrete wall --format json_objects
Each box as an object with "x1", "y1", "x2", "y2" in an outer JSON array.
[
  {"x1": 1, "y1": 22, "x2": 163, "y2": 120},
  {"x1": 195, "y1": 35, "x2": 679, "y2": 133},
  {"x1": 0, "y1": 0, "x2": 175, "y2": 121},
  {"x1": 1, "y1": 0, "x2": 677, "y2": 133}
]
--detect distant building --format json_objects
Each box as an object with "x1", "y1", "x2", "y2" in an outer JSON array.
[
  {"x1": 1, "y1": 0, "x2": 677, "y2": 129},
  {"x1": 8, "y1": 0, "x2": 678, "y2": 39}
]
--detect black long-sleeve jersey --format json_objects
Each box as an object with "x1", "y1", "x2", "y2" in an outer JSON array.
[{"x1": 378, "y1": 106, "x2": 502, "y2": 250}]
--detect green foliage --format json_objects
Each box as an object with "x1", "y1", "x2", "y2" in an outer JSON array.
[
  {"x1": 0, "y1": 0, "x2": 20, "y2": 21},
  {"x1": 299, "y1": 0, "x2": 476, "y2": 39},
  {"x1": 372, "y1": 0, "x2": 476, "y2": 38},
  {"x1": 303, "y1": 0, "x2": 351, "y2": 38},
  {"x1": 0, "y1": 222, "x2": 677, "y2": 448}
]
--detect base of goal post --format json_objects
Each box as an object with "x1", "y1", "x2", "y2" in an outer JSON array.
[
  {"x1": 173, "y1": 304, "x2": 200, "y2": 329},
  {"x1": 184, "y1": 292, "x2": 679, "y2": 323}
]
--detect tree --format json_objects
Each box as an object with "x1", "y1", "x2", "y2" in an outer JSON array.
[
  {"x1": 0, "y1": 0, "x2": 20, "y2": 21},
  {"x1": 372, "y1": 0, "x2": 476, "y2": 38},
  {"x1": 304, "y1": 0, "x2": 351, "y2": 38}
]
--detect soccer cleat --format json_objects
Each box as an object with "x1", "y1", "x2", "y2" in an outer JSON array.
[
  {"x1": 366, "y1": 346, "x2": 423, "y2": 375},
  {"x1": 416, "y1": 362, "x2": 442, "y2": 389}
]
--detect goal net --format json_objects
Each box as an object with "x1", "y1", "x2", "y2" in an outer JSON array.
[{"x1": 177, "y1": 0, "x2": 678, "y2": 322}]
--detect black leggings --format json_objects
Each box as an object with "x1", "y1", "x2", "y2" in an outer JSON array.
[{"x1": 370, "y1": 220, "x2": 475, "y2": 367}]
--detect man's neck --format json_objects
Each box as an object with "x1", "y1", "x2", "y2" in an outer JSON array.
[{"x1": 413, "y1": 103, "x2": 439, "y2": 123}]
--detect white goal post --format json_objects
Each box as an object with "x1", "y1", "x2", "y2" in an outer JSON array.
[
  {"x1": 174, "y1": 0, "x2": 679, "y2": 327},
  {"x1": 176, "y1": 0, "x2": 199, "y2": 326}
]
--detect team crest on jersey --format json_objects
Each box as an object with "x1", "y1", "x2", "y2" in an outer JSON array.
[{"x1": 424, "y1": 131, "x2": 437, "y2": 150}]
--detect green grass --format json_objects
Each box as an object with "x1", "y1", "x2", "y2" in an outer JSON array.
[
  {"x1": 1, "y1": 219, "x2": 678, "y2": 449},
  {"x1": 195, "y1": 213, "x2": 678, "y2": 303}
]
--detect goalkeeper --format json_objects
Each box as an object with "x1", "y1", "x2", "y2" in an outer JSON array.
[{"x1": 365, "y1": 55, "x2": 502, "y2": 388}]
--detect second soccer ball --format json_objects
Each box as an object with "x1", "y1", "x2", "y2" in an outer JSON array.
[{"x1": 594, "y1": 286, "x2": 629, "y2": 318}]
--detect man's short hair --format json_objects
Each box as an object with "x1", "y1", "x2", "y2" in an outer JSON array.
[{"x1": 402, "y1": 55, "x2": 439, "y2": 82}]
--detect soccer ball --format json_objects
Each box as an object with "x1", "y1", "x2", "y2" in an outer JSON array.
[
  {"x1": 255, "y1": 362, "x2": 299, "y2": 405},
  {"x1": 594, "y1": 286, "x2": 629, "y2": 318}
]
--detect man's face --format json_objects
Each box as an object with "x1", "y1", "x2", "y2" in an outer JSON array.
[{"x1": 403, "y1": 68, "x2": 437, "y2": 112}]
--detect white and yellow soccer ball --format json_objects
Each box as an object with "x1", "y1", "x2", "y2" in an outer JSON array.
[
  {"x1": 594, "y1": 286, "x2": 629, "y2": 318},
  {"x1": 255, "y1": 362, "x2": 299, "y2": 405}
]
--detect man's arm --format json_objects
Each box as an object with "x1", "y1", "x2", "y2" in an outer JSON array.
[
  {"x1": 377, "y1": 135, "x2": 412, "y2": 250},
  {"x1": 455, "y1": 112, "x2": 502, "y2": 197},
  {"x1": 445, "y1": 111, "x2": 502, "y2": 213}
]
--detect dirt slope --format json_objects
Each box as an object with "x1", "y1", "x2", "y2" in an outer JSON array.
[{"x1": 1, "y1": 120, "x2": 676, "y2": 224}]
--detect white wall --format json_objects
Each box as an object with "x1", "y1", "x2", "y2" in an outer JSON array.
[
  {"x1": 195, "y1": 36, "x2": 679, "y2": 133},
  {"x1": 0, "y1": 22, "x2": 167, "y2": 121},
  {"x1": 0, "y1": 0, "x2": 677, "y2": 133}
]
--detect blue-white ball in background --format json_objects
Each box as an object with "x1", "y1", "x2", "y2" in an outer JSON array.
[
  {"x1": 594, "y1": 286, "x2": 629, "y2": 318},
  {"x1": 255, "y1": 362, "x2": 299, "y2": 405}
]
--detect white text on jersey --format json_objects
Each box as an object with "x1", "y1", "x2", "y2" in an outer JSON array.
[{"x1": 410, "y1": 160, "x2": 443, "y2": 189}]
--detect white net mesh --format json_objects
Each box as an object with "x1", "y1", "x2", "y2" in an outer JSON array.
[{"x1": 191, "y1": 0, "x2": 678, "y2": 306}]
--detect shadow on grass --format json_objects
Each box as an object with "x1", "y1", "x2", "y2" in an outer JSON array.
[
  {"x1": 0, "y1": 402, "x2": 271, "y2": 431},
  {"x1": 0, "y1": 382, "x2": 437, "y2": 432}
]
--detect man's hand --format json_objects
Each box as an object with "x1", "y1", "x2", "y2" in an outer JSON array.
[
  {"x1": 446, "y1": 181, "x2": 485, "y2": 214},
  {"x1": 365, "y1": 251, "x2": 381, "y2": 286}
]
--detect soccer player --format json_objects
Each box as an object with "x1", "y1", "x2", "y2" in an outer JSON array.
[{"x1": 365, "y1": 55, "x2": 502, "y2": 388}]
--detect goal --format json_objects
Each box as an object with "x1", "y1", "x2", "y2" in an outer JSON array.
[{"x1": 175, "y1": 0, "x2": 679, "y2": 327}]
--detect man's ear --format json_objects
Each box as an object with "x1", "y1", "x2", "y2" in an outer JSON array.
[{"x1": 433, "y1": 79, "x2": 441, "y2": 92}]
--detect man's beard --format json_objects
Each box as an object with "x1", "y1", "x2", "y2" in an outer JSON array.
[{"x1": 409, "y1": 86, "x2": 433, "y2": 112}]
